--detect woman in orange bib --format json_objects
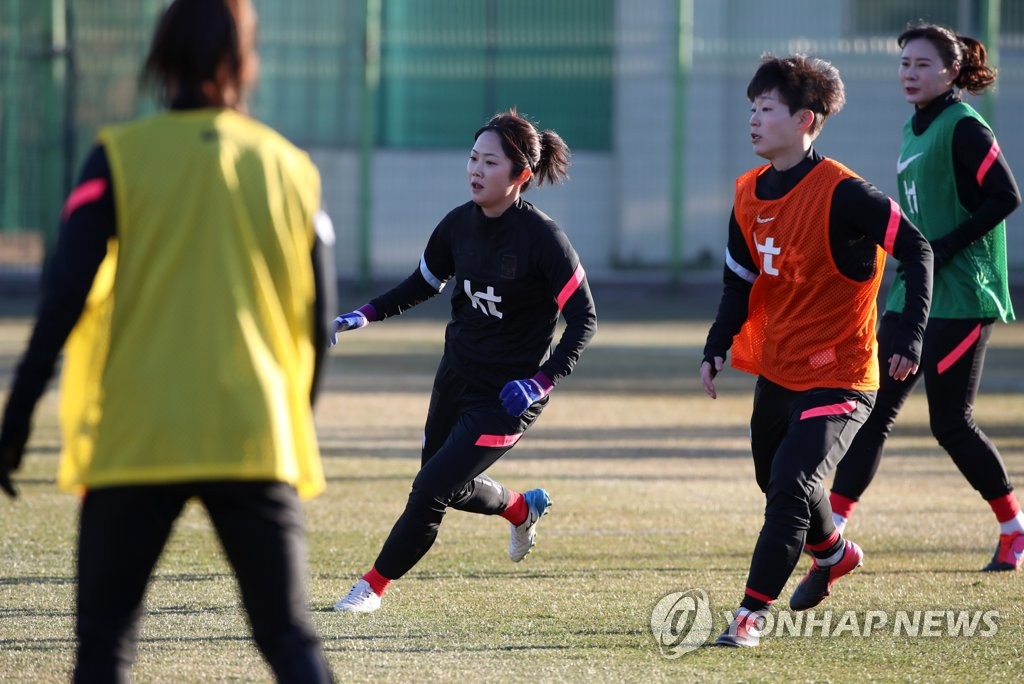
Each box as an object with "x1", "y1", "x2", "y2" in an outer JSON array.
[{"x1": 700, "y1": 54, "x2": 933, "y2": 648}]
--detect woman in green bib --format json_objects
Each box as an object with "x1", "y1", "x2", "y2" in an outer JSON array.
[{"x1": 830, "y1": 23, "x2": 1023, "y2": 571}]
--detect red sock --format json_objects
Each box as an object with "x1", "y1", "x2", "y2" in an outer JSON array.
[
  {"x1": 829, "y1": 491, "x2": 858, "y2": 520},
  {"x1": 806, "y1": 529, "x2": 841, "y2": 554},
  {"x1": 741, "y1": 586, "x2": 775, "y2": 613},
  {"x1": 500, "y1": 490, "x2": 527, "y2": 525},
  {"x1": 362, "y1": 566, "x2": 391, "y2": 596},
  {"x1": 987, "y1": 493, "x2": 1021, "y2": 523}
]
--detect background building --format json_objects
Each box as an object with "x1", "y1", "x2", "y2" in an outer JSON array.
[{"x1": 1, "y1": 0, "x2": 1021, "y2": 285}]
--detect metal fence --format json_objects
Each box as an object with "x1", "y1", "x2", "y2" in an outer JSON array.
[{"x1": 1, "y1": 0, "x2": 1021, "y2": 283}]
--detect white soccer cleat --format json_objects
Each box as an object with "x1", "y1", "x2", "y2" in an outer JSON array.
[
  {"x1": 333, "y1": 578, "x2": 381, "y2": 613},
  {"x1": 509, "y1": 488, "x2": 552, "y2": 562},
  {"x1": 714, "y1": 608, "x2": 765, "y2": 648}
]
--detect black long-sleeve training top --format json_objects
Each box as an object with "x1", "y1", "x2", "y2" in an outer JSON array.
[{"x1": 366, "y1": 197, "x2": 597, "y2": 392}]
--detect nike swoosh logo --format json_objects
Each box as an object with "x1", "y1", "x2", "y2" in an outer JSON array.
[
  {"x1": 896, "y1": 152, "x2": 923, "y2": 174},
  {"x1": 755, "y1": 215, "x2": 776, "y2": 224}
]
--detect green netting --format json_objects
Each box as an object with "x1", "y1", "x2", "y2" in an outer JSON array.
[
  {"x1": 0, "y1": 0, "x2": 1019, "y2": 277},
  {"x1": 377, "y1": 0, "x2": 613, "y2": 149},
  {"x1": 253, "y1": 1, "x2": 363, "y2": 147},
  {"x1": 1, "y1": 1, "x2": 68, "y2": 239}
]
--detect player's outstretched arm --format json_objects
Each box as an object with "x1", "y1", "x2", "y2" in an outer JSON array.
[{"x1": 328, "y1": 304, "x2": 376, "y2": 347}]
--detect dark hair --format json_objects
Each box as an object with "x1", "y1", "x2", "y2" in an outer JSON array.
[
  {"x1": 474, "y1": 108, "x2": 570, "y2": 191},
  {"x1": 142, "y1": 0, "x2": 247, "y2": 106},
  {"x1": 746, "y1": 54, "x2": 846, "y2": 135},
  {"x1": 898, "y1": 23, "x2": 996, "y2": 95}
]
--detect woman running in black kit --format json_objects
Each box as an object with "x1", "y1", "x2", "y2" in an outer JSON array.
[{"x1": 330, "y1": 108, "x2": 597, "y2": 613}]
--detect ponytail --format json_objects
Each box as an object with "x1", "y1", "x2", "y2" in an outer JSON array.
[
  {"x1": 475, "y1": 108, "x2": 571, "y2": 192},
  {"x1": 534, "y1": 130, "x2": 571, "y2": 188},
  {"x1": 955, "y1": 34, "x2": 997, "y2": 95}
]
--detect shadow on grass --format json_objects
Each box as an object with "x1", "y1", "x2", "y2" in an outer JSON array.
[
  {"x1": 149, "y1": 572, "x2": 234, "y2": 583},
  {"x1": 320, "y1": 447, "x2": 752, "y2": 462},
  {"x1": 322, "y1": 471, "x2": 753, "y2": 486},
  {"x1": 0, "y1": 637, "x2": 75, "y2": 651},
  {"x1": 320, "y1": 444, "x2": 1011, "y2": 462},
  {"x1": 0, "y1": 575, "x2": 73, "y2": 587},
  {"x1": 313, "y1": 559, "x2": 754, "y2": 586},
  {"x1": 135, "y1": 634, "x2": 251, "y2": 644},
  {"x1": 319, "y1": 640, "x2": 577, "y2": 653}
]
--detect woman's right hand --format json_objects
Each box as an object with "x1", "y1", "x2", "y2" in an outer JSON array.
[
  {"x1": 700, "y1": 357, "x2": 724, "y2": 399},
  {"x1": 329, "y1": 311, "x2": 369, "y2": 347}
]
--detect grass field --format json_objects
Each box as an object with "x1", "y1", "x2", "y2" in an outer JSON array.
[{"x1": 1, "y1": 284, "x2": 1021, "y2": 683}]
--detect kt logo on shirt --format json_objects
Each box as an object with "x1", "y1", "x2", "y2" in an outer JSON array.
[
  {"x1": 753, "y1": 232, "x2": 781, "y2": 276},
  {"x1": 464, "y1": 280, "x2": 503, "y2": 318}
]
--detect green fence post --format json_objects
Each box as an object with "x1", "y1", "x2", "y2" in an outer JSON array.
[
  {"x1": 45, "y1": 0, "x2": 68, "y2": 250},
  {"x1": 2, "y1": 0, "x2": 23, "y2": 230},
  {"x1": 357, "y1": 0, "x2": 381, "y2": 291},
  {"x1": 58, "y1": 0, "x2": 74, "y2": 206},
  {"x1": 979, "y1": 0, "x2": 1000, "y2": 126},
  {"x1": 669, "y1": 0, "x2": 693, "y2": 288}
]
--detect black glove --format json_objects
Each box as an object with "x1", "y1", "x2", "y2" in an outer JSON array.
[
  {"x1": 0, "y1": 418, "x2": 30, "y2": 499},
  {"x1": 701, "y1": 352, "x2": 723, "y2": 379},
  {"x1": 898, "y1": 235, "x2": 960, "y2": 280},
  {"x1": 928, "y1": 235, "x2": 959, "y2": 272}
]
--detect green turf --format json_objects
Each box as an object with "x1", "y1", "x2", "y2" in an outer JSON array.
[{"x1": 1, "y1": 296, "x2": 1022, "y2": 683}]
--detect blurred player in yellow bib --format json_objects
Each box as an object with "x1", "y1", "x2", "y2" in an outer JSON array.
[{"x1": 0, "y1": 0, "x2": 336, "y2": 680}]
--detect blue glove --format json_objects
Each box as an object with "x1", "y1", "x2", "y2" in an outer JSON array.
[
  {"x1": 500, "y1": 375, "x2": 552, "y2": 417},
  {"x1": 329, "y1": 311, "x2": 369, "y2": 347}
]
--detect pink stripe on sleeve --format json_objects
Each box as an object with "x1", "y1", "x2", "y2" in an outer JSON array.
[
  {"x1": 799, "y1": 400, "x2": 858, "y2": 421},
  {"x1": 976, "y1": 141, "x2": 1000, "y2": 186},
  {"x1": 556, "y1": 263, "x2": 586, "y2": 311},
  {"x1": 882, "y1": 197, "x2": 900, "y2": 255},
  {"x1": 474, "y1": 432, "x2": 523, "y2": 448},
  {"x1": 61, "y1": 178, "x2": 108, "y2": 222},
  {"x1": 937, "y1": 323, "x2": 981, "y2": 375}
]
